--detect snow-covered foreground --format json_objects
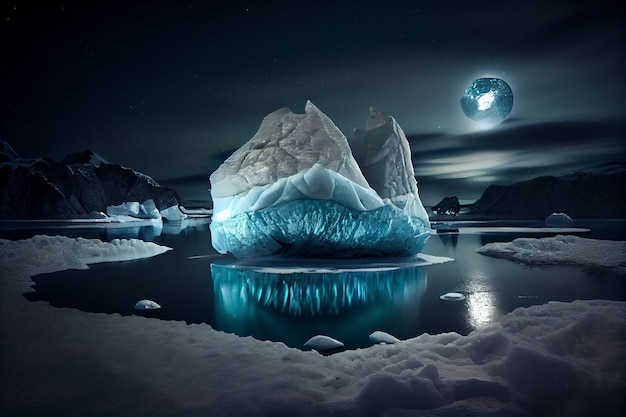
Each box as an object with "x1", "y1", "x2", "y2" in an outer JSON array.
[
  {"x1": 477, "y1": 235, "x2": 626, "y2": 273},
  {"x1": 1, "y1": 236, "x2": 625, "y2": 416}
]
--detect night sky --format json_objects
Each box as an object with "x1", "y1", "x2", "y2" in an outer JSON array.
[{"x1": 2, "y1": 0, "x2": 624, "y2": 205}]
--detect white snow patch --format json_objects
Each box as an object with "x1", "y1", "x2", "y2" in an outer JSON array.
[{"x1": 477, "y1": 235, "x2": 626, "y2": 272}]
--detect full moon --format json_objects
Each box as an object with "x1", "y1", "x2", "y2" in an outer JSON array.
[{"x1": 460, "y1": 78, "x2": 513, "y2": 125}]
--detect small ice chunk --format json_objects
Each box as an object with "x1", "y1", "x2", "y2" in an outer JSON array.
[
  {"x1": 107, "y1": 201, "x2": 141, "y2": 217},
  {"x1": 369, "y1": 331, "x2": 401, "y2": 344},
  {"x1": 303, "y1": 335, "x2": 344, "y2": 351},
  {"x1": 139, "y1": 199, "x2": 161, "y2": 219},
  {"x1": 208, "y1": 101, "x2": 431, "y2": 258},
  {"x1": 160, "y1": 205, "x2": 188, "y2": 221},
  {"x1": 440, "y1": 292, "x2": 466, "y2": 301},
  {"x1": 135, "y1": 299, "x2": 161, "y2": 310},
  {"x1": 107, "y1": 199, "x2": 162, "y2": 220},
  {"x1": 545, "y1": 212, "x2": 574, "y2": 227}
]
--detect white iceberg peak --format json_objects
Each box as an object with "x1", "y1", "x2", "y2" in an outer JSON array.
[
  {"x1": 351, "y1": 106, "x2": 420, "y2": 209},
  {"x1": 210, "y1": 100, "x2": 370, "y2": 200}
]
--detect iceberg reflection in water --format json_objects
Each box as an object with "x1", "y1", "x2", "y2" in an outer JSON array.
[{"x1": 210, "y1": 254, "x2": 453, "y2": 348}]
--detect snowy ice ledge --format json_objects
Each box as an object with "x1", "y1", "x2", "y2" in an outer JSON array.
[
  {"x1": 0, "y1": 235, "x2": 171, "y2": 275},
  {"x1": 209, "y1": 101, "x2": 431, "y2": 258},
  {"x1": 477, "y1": 235, "x2": 626, "y2": 273}
]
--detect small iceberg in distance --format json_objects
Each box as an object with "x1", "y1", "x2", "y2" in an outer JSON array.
[
  {"x1": 545, "y1": 212, "x2": 575, "y2": 227},
  {"x1": 134, "y1": 299, "x2": 161, "y2": 310}
]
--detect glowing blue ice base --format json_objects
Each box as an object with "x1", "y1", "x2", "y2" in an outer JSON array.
[
  {"x1": 210, "y1": 199, "x2": 431, "y2": 258},
  {"x1": 211, "y1": 263, "x2": 427, "y2": 318},
  {"x1": 210, "y1": 260, "x2": 433, "y2": 348}
]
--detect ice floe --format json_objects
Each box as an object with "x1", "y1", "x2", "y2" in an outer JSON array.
[{"x1": 477, "y1": 234, "x2": 626, "y2": 272}]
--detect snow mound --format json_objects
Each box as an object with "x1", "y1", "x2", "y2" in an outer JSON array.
[{"x1": 477, "y1": 235, "x2": 626, "y2": 272}]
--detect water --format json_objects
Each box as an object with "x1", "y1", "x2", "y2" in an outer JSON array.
[{"x1": 3, "y1": 219, "x2": 625, "y2": 350}]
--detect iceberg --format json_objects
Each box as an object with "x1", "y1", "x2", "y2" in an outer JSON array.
[
  {"x1": 105, "y1": 199, "x2": 187, "y2": 223},
  {"x1": 209, "y1": 101, "x2": 431, "y2": 258}
]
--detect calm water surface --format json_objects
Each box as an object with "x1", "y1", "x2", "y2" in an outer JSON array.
[{"x1": 3, "y1": 219, "x2": 625, "y2": 350}]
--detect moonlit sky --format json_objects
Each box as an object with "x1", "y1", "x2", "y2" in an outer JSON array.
[{"x1": 1, "y1": 0, "x2": 624, "y2": 205}]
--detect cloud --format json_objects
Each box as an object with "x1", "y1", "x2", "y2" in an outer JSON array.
[
  {"x1": 411, "y1": 119, "x2": 625, "y2": 203},
  {"x1": 414, "y1": 151, "x2": 519, "y2": 179}
]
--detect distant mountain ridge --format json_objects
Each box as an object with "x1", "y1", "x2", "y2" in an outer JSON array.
[
  {"x1": 468, "y1": 163, "x2": 626, "y2": 219},
  {"x1": 0, "y1": 140, "x2": 180, "y2": 220}
]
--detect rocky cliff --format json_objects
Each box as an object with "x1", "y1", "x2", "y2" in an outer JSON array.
[
  {"x1": 0, "y1": 141, "x2": 180, "y2": 220},
  {"x1": 468, "y1": 167, "x2": 626, "y2": 219}
]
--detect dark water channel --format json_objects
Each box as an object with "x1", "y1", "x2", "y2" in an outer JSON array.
[{"x1": 3, "y1": 219, "x2": 625, "y2": 350}]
